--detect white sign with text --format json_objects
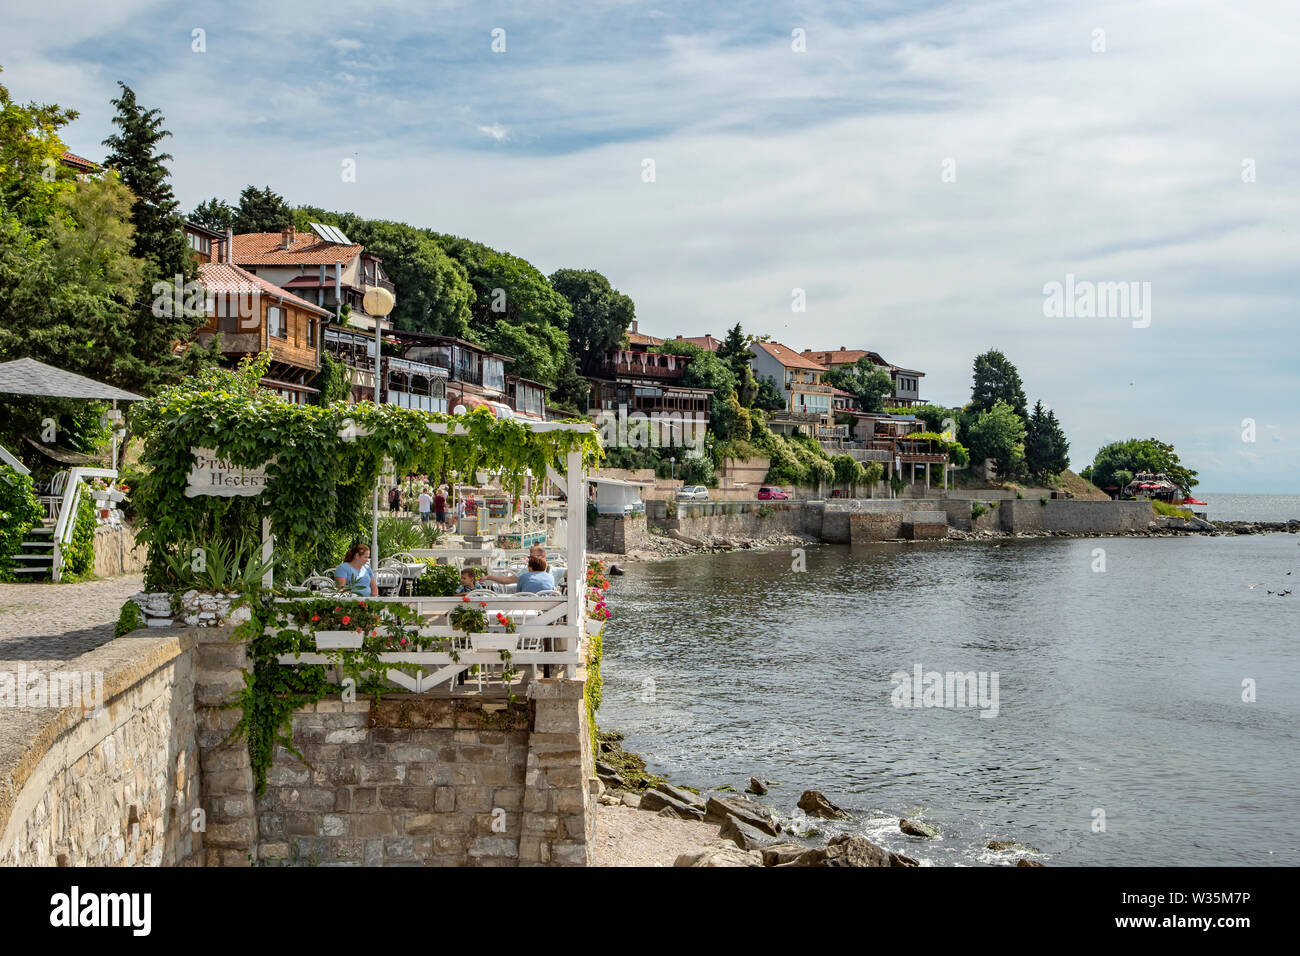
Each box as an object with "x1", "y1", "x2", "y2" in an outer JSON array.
[{"x1": 185, "y1": 448, "x2": 273, "y2": 497}]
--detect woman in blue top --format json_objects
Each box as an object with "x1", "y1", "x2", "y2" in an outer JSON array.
[
  {"x1": 478, "y1": 555, "x2": 556, "y2": 594},
  {"x1": 334, "y1": 544, "x2": 379, "y2": 596}
]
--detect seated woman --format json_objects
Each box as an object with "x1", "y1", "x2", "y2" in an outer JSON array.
[
  {"x1": 334, "y1": 544, "x2": 379, "y2": 597},
  {"x1": 477, "y1": 555, "x2": 556, "y2": 594}
]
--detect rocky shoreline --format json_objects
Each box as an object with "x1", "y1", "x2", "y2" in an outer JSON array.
[
  {"x1": 594, "y1": 519, "x2": 1298, "y2": 563},
  {"x1": 591, "y1": 732, "x2": 1042, "y2": 867}
]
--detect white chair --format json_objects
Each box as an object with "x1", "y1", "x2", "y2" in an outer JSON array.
[
  {"x1": 373, "y1": 569, "x2": 402, "y2": 594},
  {"x1": 301, "y1": 573, "x2": 339, "y2": 592},
  {"x1": 532, "y1": 588, "x2": 563, "y2": 598}
]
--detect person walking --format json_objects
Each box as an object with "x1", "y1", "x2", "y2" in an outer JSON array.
[
  {"x1": 434, "y1": 485, "x2": 448, "y2": 527},
  {"x1": 418, "y1": 486, "x2": 433, "y2": 523}
]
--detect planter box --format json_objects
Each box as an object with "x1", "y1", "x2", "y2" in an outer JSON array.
[
  {"x1": 315, "y1": 630, "x2": 365, "y2": 649},
  {"x1": 471, "y1": 633, "x2": 518, "y2": 652}
]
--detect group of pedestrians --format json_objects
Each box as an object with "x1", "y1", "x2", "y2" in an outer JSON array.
[{"x1": 388, "y1": 482, "x2": 478, "y2": 529}]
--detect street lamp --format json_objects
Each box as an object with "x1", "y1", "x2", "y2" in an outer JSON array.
[
  {"x1": 362, "y1": 286, "x2": 397, "y2": 564},
  {"x1": 670, "y1": 456, "x2": 676, "y2": 481}
]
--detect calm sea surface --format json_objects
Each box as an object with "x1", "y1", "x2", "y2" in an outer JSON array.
[{"x1": 599, "y1": 495, "x2": 1300, "y2": 866}]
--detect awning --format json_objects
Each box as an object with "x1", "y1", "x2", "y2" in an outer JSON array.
[
  {"x1": 452, "y1": 395, "x2": 514, "y2": 419},
  {"x1": 0, "y1": 358, "x2": 144, "y2": 401}
]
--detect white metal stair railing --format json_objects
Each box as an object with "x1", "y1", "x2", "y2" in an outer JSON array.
[{"x1": 48, "y1": 467, "x2": 118, "y2": 582}]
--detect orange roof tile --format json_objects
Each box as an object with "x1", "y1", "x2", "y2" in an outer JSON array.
[
  {"x1": 232, "y1": 231, "x2": 365, "y2": 266},
  {"x1": 627, "y1": 331, "x2": 664, "y2": 347},
  {"x1": 751, "y1": 340, "x2": 826, "y2": 371},
  {"x1": 198, "y1": 262, "x2": 332, "y2": 317}
]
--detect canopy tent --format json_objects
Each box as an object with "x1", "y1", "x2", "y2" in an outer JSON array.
[
  {"x1": 0, "y1": 358, "x2": 144, "y2": 401},
  {"x1": 0, "y1": 358, "x2": 144, "y2": 473}
]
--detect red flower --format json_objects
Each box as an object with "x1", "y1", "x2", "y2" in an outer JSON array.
[
  {"x1": 359, "y1": 601, "x2": 366, "y2": 608},
  {"x1": 462, "y1": 595, "x2": 470, "y2": 602},
  {"x1": 311, "y1": 615, "x2": 320, "y2": 622},
  {"x1": 480, "y1": 602, "x2": 487, "y2": 608},
  {"x1": 342, "y1": 615, "x2": 351, "y2": 626}
]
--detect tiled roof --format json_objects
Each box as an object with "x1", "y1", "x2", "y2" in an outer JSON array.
[
  {"x1": 803, "y1": 348, "x2": 884, "y2": 367},
  {"x1": 59, "y1": 150, "x2": 98, "y2": 172},
  {"x1": 678, "y1": 334, "x2": 721, "y2": 351},
  {"x1": 198, "y1": 262, "x2": 332, "y2": 317},
  {"x1": 627, "y1": 331, "x2": 664, "y2": 346},
  {"x1": 751, "y1": 340, "x2": 826, "y2": 371},
  {"x1": 232, "y1": 231, "x2": 364, "y2": 266}
]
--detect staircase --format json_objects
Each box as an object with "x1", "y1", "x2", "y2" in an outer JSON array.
[{"x1": 12, "y1": 520, "x2": 55, "y2": 578}]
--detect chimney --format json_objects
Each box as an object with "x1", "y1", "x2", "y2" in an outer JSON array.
[
  {"x1": 629, "y1": 319, "x2": 638, "y2": 333},
  {"x1": 839, "y1": 346, "x2": 846, "y2": 351},
  {"x1": 280, "y1": 226, "x2": 295, "y2": 249},
  {"x1": 225, "y1": 228, "x2": 233, "y2": 264}
]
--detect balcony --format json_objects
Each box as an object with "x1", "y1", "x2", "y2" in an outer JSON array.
[{"x1": 601, "y1": 359, "x2": 686, "y2": 380}]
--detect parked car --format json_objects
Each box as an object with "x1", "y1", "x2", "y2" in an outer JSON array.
[
  {"x1": 757, "y1": 486, "x2": 789, "y2": 500},
  {"x1": 676, "y1": 485, "x2": 710, "y2": 501}
]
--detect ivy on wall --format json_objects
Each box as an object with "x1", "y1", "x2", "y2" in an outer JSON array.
[{"x1": 129, "y1": 392, "x2": 601, "y2": 586}]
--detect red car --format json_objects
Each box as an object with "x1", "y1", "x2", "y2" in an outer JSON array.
[{"x1": 757, "y1": 486, "x2": 789, "y2": 500}]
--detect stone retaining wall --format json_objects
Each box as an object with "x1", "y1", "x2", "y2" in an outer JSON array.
[
  {"x1": 587, "y1": 514, "x2": 651, "y2": 554},
  {"x1": 0, "y1": 631, "x2": 203, "y2": 866},
  {"x1": 92, "y1": 522, "x2": 147, "y2": 577}
]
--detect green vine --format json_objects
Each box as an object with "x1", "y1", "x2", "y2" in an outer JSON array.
[
  {"x1": 0, "y1": 464, "x2": 44, "y2": 581},
  {"x1": 130, "y1": 393, "x2": 601, "y2": 585},
  {"x1": 60, "y1": 490, "x2": 97, "y2": 581},
  {"x1": 115, "y1": 598, "x2": 145, "y2": 637}
]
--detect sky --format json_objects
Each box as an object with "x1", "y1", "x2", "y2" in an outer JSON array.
[{"x1": 2, "y1": 0, "x2": 1297, "y2": 491}]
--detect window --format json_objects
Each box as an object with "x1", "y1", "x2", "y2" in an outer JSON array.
[
  {"x1": 267, "y1": 306, "x2": 284, "y2": 338},
  {"x1": 307, "y1": 319, "x2": 316, "y2": 347}
]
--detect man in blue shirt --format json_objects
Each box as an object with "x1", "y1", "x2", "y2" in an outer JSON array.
[{"x1": 478, "y1": 555, "x2": 556, "y2": 594}]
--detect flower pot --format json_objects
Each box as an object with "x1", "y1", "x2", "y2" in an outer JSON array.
[
  {"x1": 315, "y1": 630, "x2": 365, "y2": 649},
  {"x1": 470, "y1": 633, "x2": 518, "y2": 652},
  {"x1": 107, "y1": 490, "x2": 125, "y2": 502}
]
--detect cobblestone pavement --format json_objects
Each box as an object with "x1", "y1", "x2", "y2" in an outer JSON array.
[{"x1": 0, "y1": 574, "x2": 143, "y2": 663}]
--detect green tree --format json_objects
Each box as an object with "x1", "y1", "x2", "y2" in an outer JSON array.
[
  {"x1": 1089, "y1": 438, "x2": 1198, "y2": 495},
  {"x1": 232, "y1": 185, "x2": 293, "y2": 233},
  {"x1": 190, "y1": 197, "x2": 234, "y2": 231},
  {"x1": 753, "y1": 375, "x2": 786, "y2": 412},
  {"x1": 651, "y1": 340, "x2": 739, "y2": 438},
  {"x1": 549, "y1": 268, "x2": 634, "y2": 377},
  {"x1": 970, "y1": 349, "x2": 1028, "y2": 421},
  {"x1": 101, "y1": 83, "x2": 190, "y2": 282},
  {"x1": 826, "y1": 357, "x2": 894, "y2": 413},
  {"x1": 1024, "y1": 400, "x2": 1070, "y2": 481},
  {"x1": 99, "y1": 83, "x2": 205, "y2": 394},
  {"x1": 966, "y1": 400, "x2": 1026, "y2": 479},
  {"x1": 294, "y1": 209, "x2": 474, "y2": 338}
]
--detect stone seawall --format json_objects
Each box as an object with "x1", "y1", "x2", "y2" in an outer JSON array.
[
  {"x1": 0, "y1": 631, "x2": 203, "y2": 866},
  {"x1": 251, "y1": 681, "x2": 595, "y2": 867}
]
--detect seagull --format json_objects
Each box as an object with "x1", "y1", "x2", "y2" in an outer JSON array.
[{"x1": 1281, "y1": 590, "x2": 1293, "y2": 597}]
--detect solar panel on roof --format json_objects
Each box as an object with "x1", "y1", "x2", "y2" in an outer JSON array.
[{"x1": 332, "y1": 227, "x2": 352, "y2": 245}]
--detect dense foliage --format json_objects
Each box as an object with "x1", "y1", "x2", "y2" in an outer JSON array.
[
  {"x1": 970, "y1": 349, "x2": 1028, "y2": 421},
  {"x1": 0, "y1": 465, "x2": 44, "y2": 580},
  {"x1": 826, "y1": 357, "x2": 894, "y2": 413},
  {"x1": 1089, "y1": 438, "x2": 1198, "y2": 494},
  {"x1": 1024, "y1": 400, "x2": 1070, "y2": 481},
  {"x1": 965, "y1": 400, "x2": 1026, "y2": 478},
  {"x1": 130, "y1": 389, "x2": 601, "y2": 587}
]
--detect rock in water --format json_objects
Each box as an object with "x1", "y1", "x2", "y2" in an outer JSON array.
[
  {"x1": 608, "y1": 564, "x2": 625, "y2": 576},
  {"x1": 987, "y1": 839, "x2": 1039, "y2": 853},
  {"x1": 746, "y1": 777, "x2": 769, "y2": 795},
  {"x1": 797, "y1": 790, "x2": 848, "y2": 819},
  {"x1": 639, "y1": 789, "x2": 705, "y2": 820},
  {"x1": 674, "y1": 844, "x2": 763, "y2": 867},
  {"x1": 899, "y1": 818, "x2": 939, "y2": 838},
  {"x1": 718, "y1": 815, "x2": 782, "y2": 851},
  {"x1": 1016, "y1": 858, "x2": 1044, "y2": 867},
  {"x1": 704, "y1": 795, "x2": 781, "y2": 836},
  {"x1": 780, "y1": 834, "x2": 919, "y2": 868}
]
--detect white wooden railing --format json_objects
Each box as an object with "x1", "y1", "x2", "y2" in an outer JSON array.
[
  {"x1": 50, "y1": 467, "x2": 117, "y2": 582},
  {"x1": 271, "y1": 594, "x2": 586, "y2": 694}
]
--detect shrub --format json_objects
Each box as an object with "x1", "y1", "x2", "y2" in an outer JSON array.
[
  {"x1": 115, "y1": 599, "x2": 145, "y2": 637},
  {"x1": 971, "y1": 503, "x2": 988, "y2": 520},
  {"x1": 412, "y1": 563, "x2": 460, "y2": 596},
  {"x1": 0, "y1": 465, "x2": 44, "y2": 581},
  {"x1": 60, "y1": 491, "x2": 97, "y2": 581}
]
